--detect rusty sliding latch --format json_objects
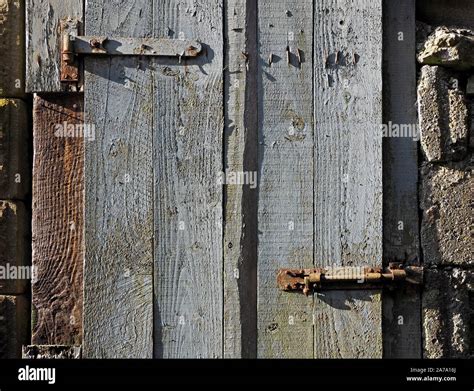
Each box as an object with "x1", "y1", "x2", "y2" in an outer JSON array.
[
  {"x1": 60, "y1": 19, "x2": 203, "y2": 83},
  {"x1": 277, "y1": 264, "x2": 423, "y2": 296}
]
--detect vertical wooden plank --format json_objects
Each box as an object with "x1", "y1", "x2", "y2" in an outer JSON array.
[
  {"x1": 0, "y1": 99, "x2": 29, "y2": 201},
  {"x1": 313, "y1": 0, "x2": 383, "y2": 358},
  {"x1": 223, "y1": 0, "x2": 258, "y2": 358},
  {"x1": 257, "y1": 0, "x2": 314, "y2": 358},
  {"x1": 153, "y1": 0, "x2": 224, "y2": 359},
  {"x1": 26, "y1": 0, "x2": 83, "y2": 92},
  {"x1": 83, "y1": 0, "x2": 154, "y2": 358},
  {"x1": 0, "y1": 0, "x2": 25, "y2": 98},
  {"x1": 31, "y1": 94, "x2": 84, "y2": 346},
  {"x1": 0, "y1": 295, "x2": 29, "y2": 358},
  {"x1": 382, "y1": 0, "x2": 421, "y2": 358}
]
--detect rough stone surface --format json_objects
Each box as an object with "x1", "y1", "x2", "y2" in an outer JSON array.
[
  {"x1": 0, "y1": 295, "x2": 29, "y2": 359},
  {"x1": 418, "y1": 66, "x2": 469, "y2": 162},
  {"x1": 22, "y1": 345, "x2": 81, "y2": 359},
  {"x1": 418, "y1": 27, "x2": 474, "y2": 70},
  {"x1": 420, "y1": 160, "x2": 473, "y2": 267},
  {"x1": 0, "y1": 201, "x2": 28, "y2": 295},
  {"x1": 423, "y1": 268, "x2": 473, "y2": 358},
  {"x1": 0, "y1": 99, "x2": 30, "y2": 200}
]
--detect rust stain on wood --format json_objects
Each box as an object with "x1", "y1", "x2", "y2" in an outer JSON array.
[{"x1": 32, "y1": 94, "x2": 84, "y2": 346}]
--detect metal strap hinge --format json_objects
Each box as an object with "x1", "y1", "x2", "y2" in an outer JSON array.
[
  {"x1": 277, "y1": 264, "x2": 423, "y2": 296},
  {"x1": 60, "y1": 19, "x2": 203, "y2": 83}
]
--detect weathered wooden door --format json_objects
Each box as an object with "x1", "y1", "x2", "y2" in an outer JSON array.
[{"x1": 27, "y1": 0, "x2": 421, "y2": 358}]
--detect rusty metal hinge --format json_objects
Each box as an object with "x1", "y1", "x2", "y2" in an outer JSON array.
[
  {"x1": 60, "y1": 19, "x2": 203, "y2": 83},
  {"x1": 277, "y1": 264, "x2": 423, "y2": 296}
]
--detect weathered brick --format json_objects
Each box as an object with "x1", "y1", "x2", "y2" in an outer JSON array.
[
  {"x1": 418, "y1": 66, "x2": 469, "y2": 162},
  {"x1": 420, "y1": 160, "x2": 473, "y2": 267},
  {"x1": 0, "y1": 0, "x2": 25, "y2": 98},
  {"x1": 418, "y1": 27, "x2": 474, "y2": 70},
  {"x1": 423, "y1": 268, "x2": 473, "y2": 358},
  {"x1": 0, "y1": 200, "x2": 28, "y2": 295},
  {"x1": 0, "y1": 295, "x2": 29, "y2": 358},
  {"x1": 22, "y1": 345, "x2": 81, "y2": 359},
  {"x1": 0, "y1": 99, "x2": 29, "y2": 200}
]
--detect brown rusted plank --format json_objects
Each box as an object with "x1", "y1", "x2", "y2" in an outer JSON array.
[
  {"x1": 0, "y1": 0, "x2": 25, "y2": 98},
  {"x1": 0, "y1": 295, "x2": 29, "y2": 358},
  {"x1": 32, "y1": 94, "x2": 84, "y2": 346}
]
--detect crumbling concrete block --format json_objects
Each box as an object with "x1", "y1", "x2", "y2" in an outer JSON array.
[
  {"x1": 418, "y1": 27, "x2": 474, "y2": 70},
  {"x1": 420, "y1": 160, "x2": 473, "y2": 267},
  {"x1": 423, "y1": 268, "x2": 473, "y2": 358},
  {"x1": 418, "y1": 66, "x2": 469, "y2": 162}
]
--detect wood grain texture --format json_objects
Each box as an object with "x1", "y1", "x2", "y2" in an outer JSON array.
[
  {"x1": 32, "y1": 94, "x2": 84, "y2": 346},
  {"x1": 0, "y1": 0, "x2": 25, "y2": 98},
  {"x1": 0, "y1": 295, "x2": 29, "y2": 358},
  {"x1": 26, "y1": 0, "x2": 83, "y2": 92},
  {"x1": 0, "y1": 99, "x2": 29, "y2": 200},
  {"x1": 313, "y1": 0, "x2": 383, "y2": 358},
  {"x1": 23, "y1": 345, "x2": 81, "y2": 359},
  {"x1": 382, "y1": 0, "x2": 421, "y2": 359},
  {"x1": 153, "y1": 0, "x2": 224, "y2": 359},
  {"x1": 223, "y1": 0, "x2": 257, "y2": 358},
  {"x1": 257, "y1": 0, "x2": 314, "y2": 358},
  {"x1": 0, "y1": 201, "x2": 28, "y2": 295},
  {"x1": 83, "y1": 0, "x2": 154, "y2": 358}
]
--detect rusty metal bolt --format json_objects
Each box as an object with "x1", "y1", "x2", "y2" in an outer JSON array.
[{"x1": 89, "y1": 38, "x2": 102, "y2": 48}]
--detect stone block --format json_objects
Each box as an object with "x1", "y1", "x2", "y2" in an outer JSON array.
[{"x1": 418, "y1": 66, "x2": 469, "y2": 162}]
